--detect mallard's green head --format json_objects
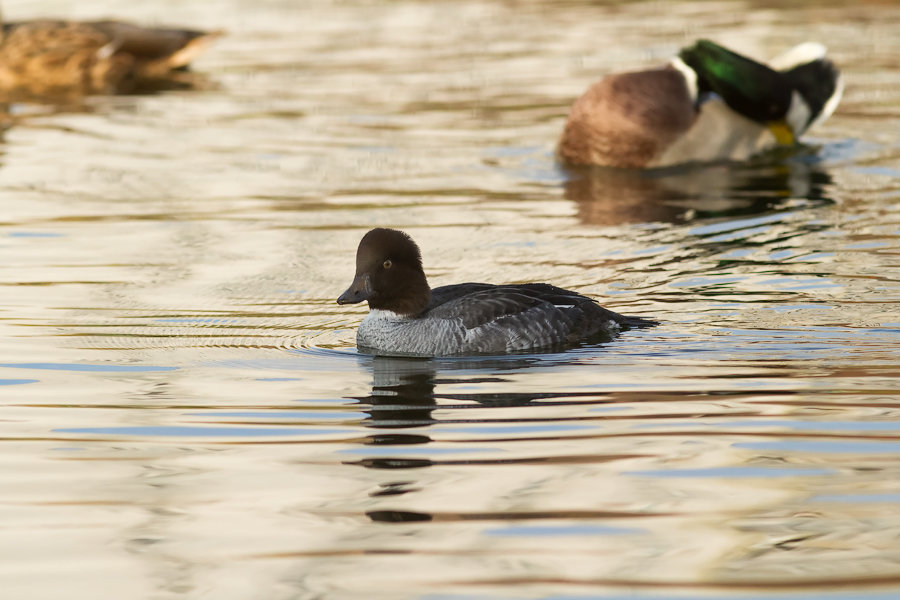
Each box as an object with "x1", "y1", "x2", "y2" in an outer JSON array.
[
  {"x1": 679, "y1": 40, "x2": 792, "y2": 124},
  {"x1": 678, "y1": 39, "x2": 841, "y2": 144}
]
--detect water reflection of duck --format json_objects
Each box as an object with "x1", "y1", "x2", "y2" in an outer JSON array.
[
  {"x1": 358, "y1": 356, "x2": 441, "y2": 431},
  {"x1": 350, "y1": 356, "x2": 543, "y2": 520},
  {"x1": 348, "y1": 355, "x2": 542, "y2": 480},
  {"x1": 353, "y1": 354, "x2": 553, "y2": 436},
  {"x1": 565, "y1": 158, "x2": 834, "y2": 226},
  {"x1": 351, "y1": 355, "x2": 618, "y2": 521},
  {"x1": 558, "y1": 40, "x2": 842, "y2": 168},
  {"x1": 337, "y1": 228, "x2": 657, "y2": 356},
  {"x1": 0, "y1": 14, "x2": 221, "y2": 100}
]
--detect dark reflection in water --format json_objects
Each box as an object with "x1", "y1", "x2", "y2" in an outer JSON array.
[
  {"x1": 346, "y1": 354, "x2": 666, "y2": 524},
  {"x1": 356, "y1": 356, "x2": 444, "y2": 430},
  {"x1": 349, "y1": 355, "x2": 543, "y2": 434},
  {"x1": 564, "y1": 153, "x2": 834, "y2": 226},
  {"x1": 347, "y1": 354, "x2": 548, "y2": 517}
]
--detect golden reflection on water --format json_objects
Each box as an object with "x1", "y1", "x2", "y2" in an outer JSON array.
[{"x1": 0, "y1": 0, "x2": 899, "y2": 599}]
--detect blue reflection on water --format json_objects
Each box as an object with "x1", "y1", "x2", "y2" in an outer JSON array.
[
  {"x1": 766, "y1": 304, "x2": 832, "y2": 312},
  {"x1": 735, "y1": 441, "x2": 900, "y2": 453},
  {"x1": 636, "y1": 420, "x2": 900, "y2": 431},
  {"x1": 7, "y1": 232, "x2": 64, "y2": 238},
  {"x1": 670, "y1": 275, "x2": 743, "y2": 288},
  {"x1": 0, "y1": 363, "x2": 176, "y2": 372},
  {"x1": 625, "y1": 466, "x2": 835, "y2": 478},
  {"x1": 853, "y1": 165, "x2": 900, "y2": 178},
  {"x1": 55, "y1": 425, "x2": 351, "y2": 437},
  {"x1": 439, "y1": 424, "x2": 596, "y2": 434},
  {"x1": 0, "y1": 379, "x2": 39, "y2": 385},
  {"x1": 185, "y1": 410, "x2": 363, "y2": 419},
  {"x1": 688, "y1": 212, "x2": 787, "y2": 236}
]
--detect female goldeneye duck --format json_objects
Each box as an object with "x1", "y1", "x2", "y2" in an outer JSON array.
[
  {"x1": 558, "y1": 39, "x2": 842, "y2": 168},
  {"x1": 337, "y1": 228, "x2": 657, "y2": 357}
]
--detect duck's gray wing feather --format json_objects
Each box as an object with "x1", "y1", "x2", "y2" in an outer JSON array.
[
  {"x1": 430, "y1": 283, "x2": 656, "y2": 330},
  {"x1": 426, "y1": 286, "x2": 575, "y2": 352}
]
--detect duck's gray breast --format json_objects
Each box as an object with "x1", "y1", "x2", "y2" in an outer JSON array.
[{"x1": 357, "y1": 309, "x2": 467, "y2": 356}]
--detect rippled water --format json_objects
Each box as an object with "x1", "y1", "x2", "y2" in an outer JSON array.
[{"x1": 1, "y1": 0, "x2": 899, "y2": 598}]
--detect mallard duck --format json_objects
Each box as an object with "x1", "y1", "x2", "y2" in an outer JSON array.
[
  {"x1": 0, "y1": 15, "x2": 221, "y2": 99},
  {"x1": 558, "y1": 40, "x2": 842, "y2": 169}
]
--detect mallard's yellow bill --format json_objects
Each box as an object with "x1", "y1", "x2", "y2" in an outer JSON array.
[{"x1": 768, "y1": 121, "x2": 796, "y2": 146}]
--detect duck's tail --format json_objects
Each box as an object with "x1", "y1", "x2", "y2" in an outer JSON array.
[
  {"x1": 774, "y1": 43, "x2": 843, "y2": 133},
  {"x1": 617, "y1": 314, "x2": 659, "y2": 329},
  {"x1": 87, "y1": 21, "x2": 223, "y2": 75}
]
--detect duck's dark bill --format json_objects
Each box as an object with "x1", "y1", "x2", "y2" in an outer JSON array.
[{"x1": 337, "y1": 274, "x2": 371, "y2": 304}]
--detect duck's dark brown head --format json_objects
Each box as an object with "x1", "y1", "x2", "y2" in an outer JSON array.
[{"x1": 337, "y1": 228, "x2": 431, "y2": 317}]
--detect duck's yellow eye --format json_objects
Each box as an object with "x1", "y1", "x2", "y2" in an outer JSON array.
[{"x1": 383, "y1": 259, "x2": 392, "y2": 269}]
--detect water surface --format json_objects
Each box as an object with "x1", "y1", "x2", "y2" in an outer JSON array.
[{"x1": 0, "y1": 1, "x2": 899, "y2": 599}]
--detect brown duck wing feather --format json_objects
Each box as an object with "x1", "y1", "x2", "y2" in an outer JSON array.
[{"x1": 0, "y1": 21, "x2": 117, "y2": 95}]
